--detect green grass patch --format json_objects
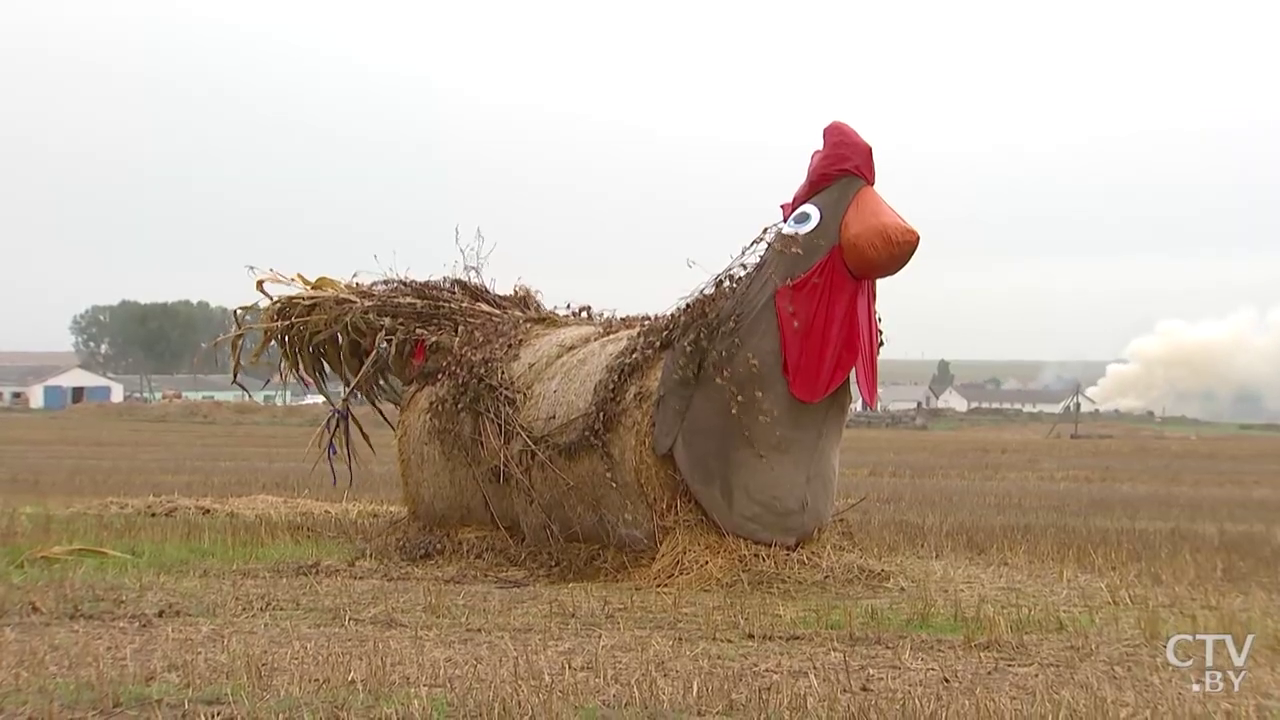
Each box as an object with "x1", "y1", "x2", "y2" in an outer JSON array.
[
  {"x1": 788, "y1": 599, "x2": 1100, "y2": 640},
  {"x1": 0, "y1": 680, "x2": 241, "y2": 713},
  {"x1": 0, "y1": 508, "x2": 356, "y2": 581},
  {"x1": 0, "y1": 680, "x2": 456, "y2": 716},
  {"x1": 790, "y1": 601, "x2": 970, "y2": 636}
]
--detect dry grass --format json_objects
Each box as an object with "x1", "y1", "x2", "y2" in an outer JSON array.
[{"x1": 1, "y1": 405, "x2": 1278, "y2": 718}]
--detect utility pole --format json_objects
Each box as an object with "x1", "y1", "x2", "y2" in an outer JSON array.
[{"x1": 1046, "y1": 384, "x2": 1084, "y2": 439}]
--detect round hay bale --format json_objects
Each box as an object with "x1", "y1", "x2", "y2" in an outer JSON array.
[{"x1": 396, "y1": 323, "x2": 688, "y2": 551}]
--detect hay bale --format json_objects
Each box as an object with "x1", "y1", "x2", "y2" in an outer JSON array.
[
  {"x1": 396, "y1": 323, "x2": 685, "y2": 551},
  {"x1": 217, "y1": 120, "x2": 929, "y2": 589},
  {"x1": 218, "y1": 206, "x2": 886, "y2": 579},
  {"x1": 217, "y1": 255, "x2": 892, "y2": 588}
]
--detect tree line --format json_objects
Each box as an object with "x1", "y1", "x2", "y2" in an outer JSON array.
[{"x1": 68, "y1": 300, "x2": 278, "y2": 381}]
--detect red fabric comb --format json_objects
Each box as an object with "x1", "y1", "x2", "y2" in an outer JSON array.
[{"x1": 780, "y1": 121, "x2": 877, "y2": 219}]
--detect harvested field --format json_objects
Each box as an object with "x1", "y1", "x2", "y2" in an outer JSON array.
[{"x1": 1, "y1": 405, "x2": 1278, "y2": 717}]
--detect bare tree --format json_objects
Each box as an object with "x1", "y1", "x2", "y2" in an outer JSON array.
[{"x1": 452, "y1": 226, "x2": 495, "y2": 288}]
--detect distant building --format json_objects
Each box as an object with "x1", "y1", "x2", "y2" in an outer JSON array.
[
  {"x1": 936, "y1": 383, "x2": 1097, "y2": 413},
  {"x1": 0, "y1": 363, "x2": 123, "y2": 409},
  {"x1": 109, "y1": 374, "x2": 302, "y2": 404},
  {"x1": 933, "y1": 386, "x2": 969, "y2": 411},
  {"x1": 850, "y1": 383, "x2": 936, "y2": 413}
]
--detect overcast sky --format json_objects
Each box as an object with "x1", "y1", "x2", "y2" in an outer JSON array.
[{"x1": 2, "y1": 0, "x2": 1276, "y2": 360}]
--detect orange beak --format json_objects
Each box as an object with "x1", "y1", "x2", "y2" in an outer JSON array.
[{"x1": 838, "y1": 185, "x2": 919, "y2": 279}]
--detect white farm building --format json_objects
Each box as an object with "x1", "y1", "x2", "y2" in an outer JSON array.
[
  {"x1": 935, "y1": 384, "x2": 1096, "y2": 414},
  {"x1": 851, "y1": 383, "x2": 936, "y2": 413},
  {"x1": 0, "y1": 352, "x2": 124, "y2": 409}
]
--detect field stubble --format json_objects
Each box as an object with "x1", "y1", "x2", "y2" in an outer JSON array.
[{"x1": 1, "y1": 405, "x2": 1277, "y2": 718}]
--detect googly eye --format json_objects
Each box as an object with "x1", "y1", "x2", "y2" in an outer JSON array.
[{"x1": 781, "y1": 203, "x2": 821, "y2": 235}]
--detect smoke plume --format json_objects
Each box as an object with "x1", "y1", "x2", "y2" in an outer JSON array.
[
  {"x1": 1087, "y1": 306, "x2": 1280, "y2": 422},
  {"x1": 1032, "y1": 363, "x2": 1080, "y2": 392}
]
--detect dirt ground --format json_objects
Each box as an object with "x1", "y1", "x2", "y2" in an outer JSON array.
[{"x1": 1, "y1": 405, "x2": 1277, "y2": 718}]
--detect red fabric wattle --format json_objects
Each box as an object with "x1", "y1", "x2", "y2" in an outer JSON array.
[
  {"x1": 774, "y1": 248, "x2": 879, "y2": 406},
  {"x1": 780, "y1": 122, "x2": 876, "y2": 220},
  {"x1": 411, "y1": 339, "x2": 427, "y2": 368}
]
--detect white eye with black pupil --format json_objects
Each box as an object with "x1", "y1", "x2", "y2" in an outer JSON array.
[{"x1": 782, "y1": 203, "x2": 821, "y2": 235}]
